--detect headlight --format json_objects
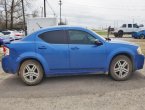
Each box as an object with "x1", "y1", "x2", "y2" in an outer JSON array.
[{"x1": 137, "y1": 47, "x2": 143, "y2": 55}]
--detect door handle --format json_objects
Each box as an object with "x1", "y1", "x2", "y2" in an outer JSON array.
[
  {"x1": 38, "y1": 46, "x2": 47, "y2": 49},
  {"x1": 71, "y1": 47, "x2": 79, "y2": 50}
]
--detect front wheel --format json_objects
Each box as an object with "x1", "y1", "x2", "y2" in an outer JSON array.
[
  {"x1": 109, "y1": 55, "x2": 133, "y2": 81},
  {"x1": 19, "y1": 60, "x2": 44, "y2": 86},
  {"x1": 114, "y1": 33, "x2": 118, "y2": 37},
  {"x1": 118, "y1": 31, "x2": 123, "y2": 37},
  {"x1": 139, "y1": 34, "x2": 145, "y2": 39}
]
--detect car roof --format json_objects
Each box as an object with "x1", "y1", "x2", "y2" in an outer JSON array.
[{"x1": 35, "y1": 25, "x2": 87, "y2": 33}]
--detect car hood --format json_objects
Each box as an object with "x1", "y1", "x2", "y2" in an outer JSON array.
[{"x1": 107, "y1": 39, "x2": 138, "y2": 47}]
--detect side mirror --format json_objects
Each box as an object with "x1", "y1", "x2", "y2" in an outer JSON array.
[{"x1": 94, "y1": 39, "x2": 103, "y2": 46}]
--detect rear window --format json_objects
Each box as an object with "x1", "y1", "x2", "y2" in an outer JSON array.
[
  {"x1": 2, "y1": 31, "x2": 11, "y2": 35},
  {"x1": 38, "y1": 30, "x2": 67, "y2": 44}
]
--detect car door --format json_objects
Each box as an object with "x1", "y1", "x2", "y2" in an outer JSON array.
[
  {"x1": 36, "y1": 29, "x2": 69, "y2": 71},
  {"x1": 133, "y1": 24, "x2": 140, "y2": 32},
  {"x1": 127, "y1": 24, "x2": 133, "y2": 33},
  {"x1": 67, "y1": 30, "x2": 107, "y2": 70}
]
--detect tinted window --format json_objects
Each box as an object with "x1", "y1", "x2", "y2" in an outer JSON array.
[
  {"x1": 2, "y1": 31, "x2": 11, "y2": 35},
  {"x1": 38, "y1": 30, "x2": 67, "y2": 44},
  {"x1": 68, "y1": 30, "x2": 96, "y2": 44},
  {"x1": 133, "y1": 24, "x2": 139, "y2": 28},
  {"x1": 122, "y1": 24, "x2": 126, "y2": 28},
  {"x1": 128, "y1": 24, "x2": 132, "y2": 28}
]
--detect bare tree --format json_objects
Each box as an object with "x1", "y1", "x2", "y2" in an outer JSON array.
[
  {"x1": 0, "y1": 0, "x2": 39, "y2": 30},
  {"x1": 4, "y1": 0, "x2": 8, "y2": 29},
  {"x1": 10, "y1": 0, "x2": 14, "y2": 29}
]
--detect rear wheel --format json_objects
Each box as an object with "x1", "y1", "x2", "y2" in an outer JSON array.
[
  {"x1": 19, "y1": 60, "x2": 44, "y2": 86},
  {"x1": 109, "y1": 55, "x2": 133, "y2": 81}
]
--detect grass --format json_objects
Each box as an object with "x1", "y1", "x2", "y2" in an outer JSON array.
[
  {"x1": 129, "y1": 40, "x2": 145, "y2": 55},
  {"x1": 92, "y1": 29, "x2": 107, "y2": 36}
]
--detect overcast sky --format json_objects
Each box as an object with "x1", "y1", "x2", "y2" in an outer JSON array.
[{"x1": 30, "y1": 0, "x2": 145, "y2": 28}]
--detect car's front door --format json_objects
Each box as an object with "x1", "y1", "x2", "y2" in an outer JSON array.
[
  {"x1": 37, "y1": 29, "x2": 69, "y2": 71},
  {"x1": 67, "y1": 30, "x2": 107, "y2": 71}
]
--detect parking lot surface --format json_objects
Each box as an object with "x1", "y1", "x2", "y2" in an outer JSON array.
[{"x1": 0, "y1": 37, "x2": 145, "y2": 110}]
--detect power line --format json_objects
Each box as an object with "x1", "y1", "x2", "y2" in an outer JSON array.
[{"x1": 46, "y1": 0, "x2": 56, "y2": 17}]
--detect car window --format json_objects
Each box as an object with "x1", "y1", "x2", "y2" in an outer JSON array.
[
  {"x1": 128, "y1": 24, "x2": 132, "y2": 28},
  {"x1": 122, "y1": 24, "x2": 126, "y2": 28},
  {"x1": 38, "y1": 30, "x2": 67, "y2": 44},
  {"x1": 133, "y1": 24, "x2": 139, "y2": 28},
  {"x1": 68, "y1": 30, "x2": 96, "y2": 44},
  {"x1": 2, "y1": 31, "x2": 11, "y2": 35}
]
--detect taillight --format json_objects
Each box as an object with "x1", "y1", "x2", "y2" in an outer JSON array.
[{"x1": 3, "y1": 46, "x2": 10, "y2": 56}]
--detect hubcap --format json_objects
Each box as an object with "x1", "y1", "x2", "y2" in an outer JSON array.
[
  {"x1": 114, "y1": 60, "x2": 129, "y2": 78},
  {"x1": 23, "y1": 64, "x2": 39, "y2": 82}
]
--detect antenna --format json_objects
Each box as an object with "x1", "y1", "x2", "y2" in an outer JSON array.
[{"x1": 36, "y1": 23, "x2": 42, "y2": 28}]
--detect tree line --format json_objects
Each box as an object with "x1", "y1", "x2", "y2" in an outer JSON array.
[{"x1": 0, "y1": 0, "x2": 38, "y2": 30}]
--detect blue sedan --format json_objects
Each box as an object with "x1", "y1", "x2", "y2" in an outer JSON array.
[
  {"x1": 2, "y1": 26, "x2": 145, "y2": 85},
  {"x1": 132, "y1": 30, "x2": 145, "y2": 39}
]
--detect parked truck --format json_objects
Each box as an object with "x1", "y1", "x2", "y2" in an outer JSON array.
[
  {"x1": 112, "y1": 23, "x2": 144, "y2": 37},
  {"x1": 27, "y1": 17, "x2": 58, "y2": 35}
]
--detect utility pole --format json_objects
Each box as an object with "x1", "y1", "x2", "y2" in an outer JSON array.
[
  {"x1": 4, "y1": 0, "x2": 8, "y2": 29},
  {"x1": 21, "y1": 0, "x2": 27, "y2": 35},
  {"x1": 44, "y1": 0, "x2": 46, "y2": 17},
  {"x1": 41, "y1": 7, "x2": 43, "y2": 17},
  {"x1": 59, "y1": 0, "x2": 62, "y2": 25}
]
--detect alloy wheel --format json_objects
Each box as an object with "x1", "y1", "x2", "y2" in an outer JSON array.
[
  {"x1": 114, "y1": 60, "x2": 129, "y2": 78},
  {"x1": 23, "y1": 64, "x2": 40, "y2": 83}
]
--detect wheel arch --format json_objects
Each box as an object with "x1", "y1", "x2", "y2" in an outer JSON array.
[
  {"x1": 118, "y1": 30, "x2": 124, "y2": 33},
  {"x1": 16, "y1": 54, "x2": 49, "y2": 76},
  {"x1": 108, "y1": 52, "x2": 134, "y2": 72},
  {"x1": 18, "y1": 58, "x2": 45, "y2": 75}
]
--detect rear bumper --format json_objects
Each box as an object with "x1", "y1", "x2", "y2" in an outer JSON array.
[
  {"x1": 2, "y1": 56, "x2": 18, "y2": 74},
  {"x1": 134, "y1": 54, "x2": 145, "y2": 70}
]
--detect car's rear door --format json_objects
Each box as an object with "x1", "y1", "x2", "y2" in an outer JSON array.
[
  {"x1": 67, "y1": 30, "x2": 106, "y2": 71},
  {"x1": 127, "y1": 24, "x2": 133, "y2": 33},
  {"x1": 36, "y1": 29, "x2": 69, "y2": 71}
]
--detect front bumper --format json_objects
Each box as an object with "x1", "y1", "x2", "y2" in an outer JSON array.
[
  {"x1": 134, "y1": 54, "x2": 145, "y2": 70},
  {"x1": 132, "y1": 32, "x2": 139, "y2": 38}
]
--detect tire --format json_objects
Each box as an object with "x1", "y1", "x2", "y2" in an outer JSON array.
[
  {"x1": 114, "y1": 33, "x2": 118, "y2": 37},
  {"x1": 118, "y1": 31, "x2": 123, "y2": 37},
  {"x1": 139, "y1": 34, "x2": 145, "y2": 39},
  {"x1": 19, "y1": 60, "x2": 44, "y2": 86},
  {"x1": 109, "y1": 55, "x2": 133, "y2": 81}
]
